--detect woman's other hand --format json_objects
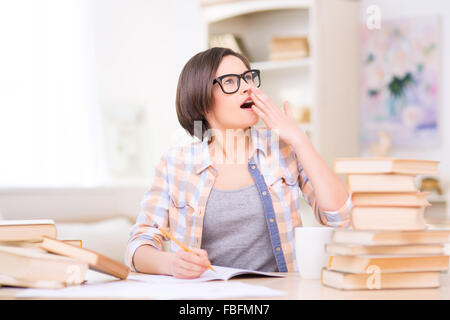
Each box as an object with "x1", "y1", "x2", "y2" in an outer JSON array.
[{"x1": 250, "y1": 86, "x2": 304, "y2": 147}]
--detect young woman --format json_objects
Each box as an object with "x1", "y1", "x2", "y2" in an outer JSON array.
[{"x1": 125, "y1": 47, "x2": 352, "y2": 278}]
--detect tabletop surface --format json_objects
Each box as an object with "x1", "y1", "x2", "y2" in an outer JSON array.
[{"x1": 1, "y1": 272, "x2": 450, "y2": 300}]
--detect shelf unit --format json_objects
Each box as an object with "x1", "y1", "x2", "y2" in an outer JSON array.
[
  {"x1": 251, "y1": 58, "x2": 312, "y2": 71},
  {"x1": 201, "y1": 0, "x2": 360, "y2": 225},
  {"x1": 202, "y1": 0, "x2": 317, "y2": 145}
]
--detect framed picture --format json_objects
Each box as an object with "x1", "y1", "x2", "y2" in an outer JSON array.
[{"x1": 360, "y1": 16, "x2": 441, "y2": 152}]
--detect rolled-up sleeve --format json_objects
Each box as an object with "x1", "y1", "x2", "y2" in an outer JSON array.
[
  {"x1": 124, "y1": 152, "x2": 171, "y2": 271},
  {"x1": 297, "y1": 163, "x2": 352, "y2": 228}
]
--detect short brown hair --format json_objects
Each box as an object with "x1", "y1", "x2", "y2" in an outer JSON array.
[{"x1": 175, "y1": 47, "x2": 251, "y2": 141}]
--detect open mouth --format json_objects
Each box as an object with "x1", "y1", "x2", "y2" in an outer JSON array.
[{"x1": 240, "y1": 100, "x2": 254, "y2": 109}]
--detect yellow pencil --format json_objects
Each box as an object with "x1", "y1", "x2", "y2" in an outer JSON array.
[{"x1": 158, "y1": 227, "x2": 216, "y2": 272}]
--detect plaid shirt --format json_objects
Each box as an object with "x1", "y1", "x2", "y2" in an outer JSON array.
[{"x1": 125, "y1": 127, "x2": 352, "y2": 272}]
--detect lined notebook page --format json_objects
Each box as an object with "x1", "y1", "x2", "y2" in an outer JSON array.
[
  {"x1": 17, "y1": 280, "x2": 283, "y2": 299},
  {"x1": 128, "y1": 265, "x2": 285, "y2": 283}
]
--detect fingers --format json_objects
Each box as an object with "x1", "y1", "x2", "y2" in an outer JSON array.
[
  {"x1": 251, "y1": 104, "x2": 272, "y2": 129},
  {"x1": 190, "y1": 248, "x2": 210, "y2": 260},
  {"x1": 283, "y1": 101, "x2": 294, "y2": 119},
  {"x1": 173, "y1": 262, "x2": 204, "y2": 279},
  {"x1": 180, "y1": 249, "x2": 210, "y2": 268},
  {"x1": 250, "y1": 89, "x2": 276, "y2": 119},
  {"x1": 250, "y1": 87, "x2": 286, "y2": 126},
  {"x1": 171, "y1": 249, "x2": 211, "y2": 279},
  {"x1": 177, "y1": 255, "x2": 206, "y2": 273},
  {"x1": 251, "y1": 102, "x2": 267, "y2": 121},
  {"x1": 251, "y1": 86, "x2": 272, "y2": 106},
  {"x1": 250, "y1": 93, "x2": 274, "y2": 128},
  {"x1": 251, "y1": 87, "x2": 281, "y2": 113}
]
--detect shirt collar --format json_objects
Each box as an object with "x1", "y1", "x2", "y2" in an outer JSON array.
[{"x1": 194, "y1": 127, "x2": 268, "y2": 175}]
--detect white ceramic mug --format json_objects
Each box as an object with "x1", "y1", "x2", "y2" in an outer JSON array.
[{"x1": 295, "y1": 227, "x2": 334, "y2": 279}]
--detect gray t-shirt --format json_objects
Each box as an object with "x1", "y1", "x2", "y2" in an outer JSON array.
[{"x1": 201, "y1": 183, "x2": 278, "y2": 272}]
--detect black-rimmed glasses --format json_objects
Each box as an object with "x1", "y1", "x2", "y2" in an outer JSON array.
[{"x1": 212, "y1": 69, "x2": 261, "y2": 94}]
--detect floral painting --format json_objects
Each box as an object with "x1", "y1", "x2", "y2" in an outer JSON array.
[{"x1": 360, "y1": 16, "x2": 441, "y2": 152}]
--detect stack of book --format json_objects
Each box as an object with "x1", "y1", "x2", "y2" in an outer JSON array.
[
  {"x1": 0, "y1": 219, "x2": 130, "y2": 289},
  {"x1": 268, "y1": 36, "x2": 309, "y2": 61},
  {"x1": 321, "y1": 158, "x2": 450, "y2": 290}
]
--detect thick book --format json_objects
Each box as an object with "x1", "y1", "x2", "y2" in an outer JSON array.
[
  {"x1": 0, "y1": 239, "x2": 82, "y2": 248},
  {"x1": 0, "y1": 245, "x2": 88, "y2": 287},
  {"x1": 351, "y1": 206, "x2": 426, "y2": 231},
  {"x1": 351, "y1": 192, "x2": 431, "y2": 207},
  {"x1": 326, "y1": 243, "x2": 450, "y2": 256},
  {"x1": 332, "y1": 229, "x2": 450, "y2": 246},
  {"x1": 347, "y1": 174, "x2": 417, "y2": 193},
  {"x1": 59, "y1": 240, "x2": 82, "y2": 247},
  {"x1": 327, "y1": 254, "x2": 449, "y2": 273},
  {"x1": 0, "y1": 274, "x2": 65, "y2": 289},
  {"x1": 40, "y1": 236, "x2": 130, "y2": 280},
  {"x1": 269, "y1": 36, "x2": 309, "y2": 60},
  {"x1": 334, "y1": 158, "x2": 439, "y2": 175},
  {"x1": 0, "y1": 219, "x2": 56, "y2": 241},
  {"x1": 268, "y1": 51, "x2": 308, "y2": 61},
  {"x1": 209, "y1": 33, "x2": 246, "y2": 55},
  {"x1": 321, "y1": 268, "x2": 440, "y2": 290}
]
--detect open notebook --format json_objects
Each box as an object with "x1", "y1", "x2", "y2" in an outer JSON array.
[{"x1": 127, "y1": 265, "x2": 285, "y2": 284}]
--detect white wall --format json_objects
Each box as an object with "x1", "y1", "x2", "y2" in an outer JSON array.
[
  {"x1": 359, "y1": 0, "x2": 450, "y2": 191},
  {"x1": 92, "y1": 0, "x2": 206, "y2": 182},
  {"x1": 0, "y1": 1, "x2": 207, "y2": 224},
  {"x1": 315, "y1": 0, "x2": 360, "y2": 168}
]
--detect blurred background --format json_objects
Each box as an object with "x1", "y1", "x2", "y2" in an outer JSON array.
[{"x1": 0, "y1": 0, "x2": 448, "y2": 261}]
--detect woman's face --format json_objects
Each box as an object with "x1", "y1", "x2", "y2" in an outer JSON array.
[{"x1": 206, "y1": 55, "x2": 258, "y2": 132}]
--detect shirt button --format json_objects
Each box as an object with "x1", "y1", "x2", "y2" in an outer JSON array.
[
  {"x1": 251, "y1": 165, "x2": 256, "y2": 170},
  {"x1": 269, "y1": 218, "x2": 274, "y2": 223},
  {"x1": 262, "y1": 191, "x2": 267, "y2": 196},
  {"x1": 276, "y1": 247, "x2": 281, "y2": 252}
]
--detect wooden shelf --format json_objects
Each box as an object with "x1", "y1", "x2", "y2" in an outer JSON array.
[
  {"x1": 251, "y1": 58, "x2": 311, "y2": 71},
  {"x1": 202, "y1": 0, "x2": 312, "y2": 23},
  {"x1": 203, "y1": 0, "x2": 317, "y2": 147}
]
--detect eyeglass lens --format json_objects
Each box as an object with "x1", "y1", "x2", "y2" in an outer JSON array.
[{"x1": 221, "y1": 70, "x2": 260, "y2": 93}]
